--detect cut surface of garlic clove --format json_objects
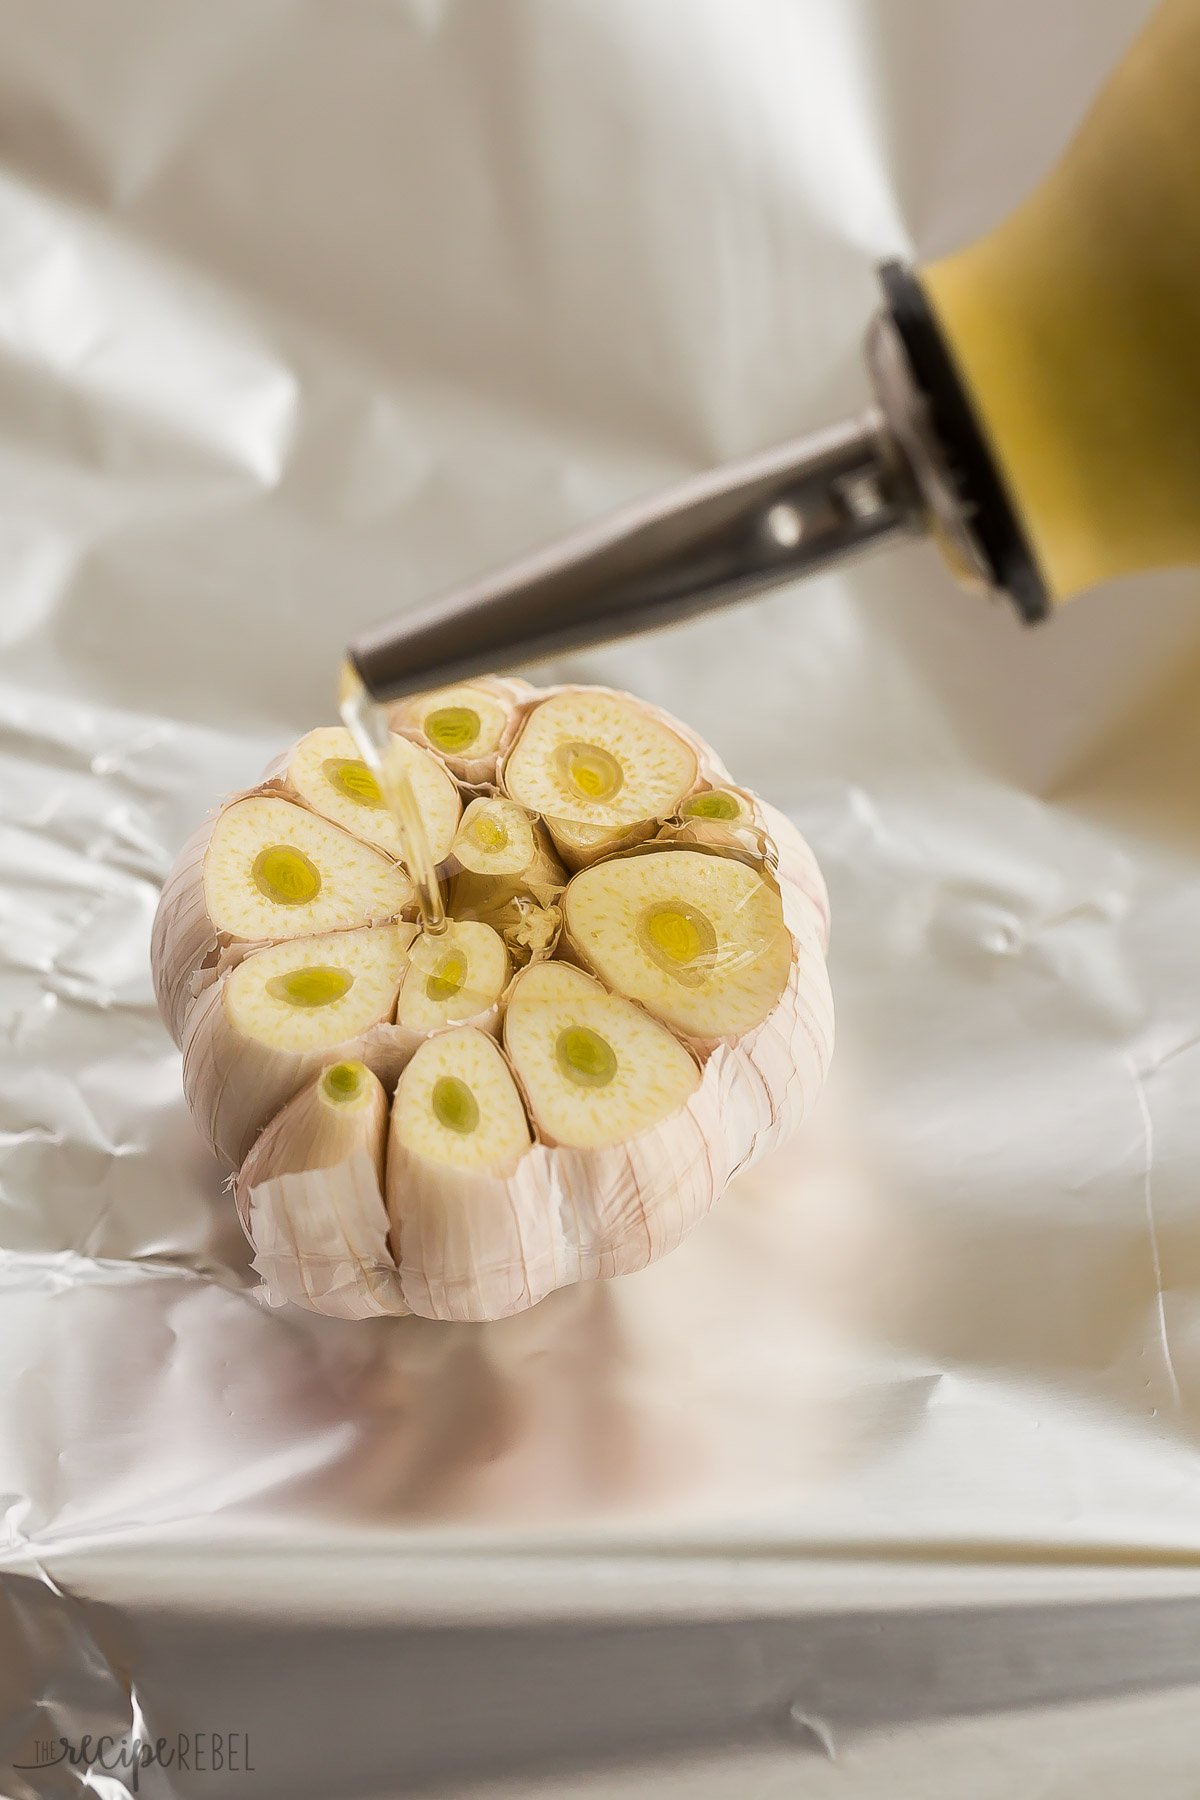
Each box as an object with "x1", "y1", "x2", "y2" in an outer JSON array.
[
  {"x1": 451, "y1": 796, "x2": 541, "y2": 878},
  {"x1": 226, "y1": 922, "x2": 415, "y2": 1053},
  {"x1": 562, "y1": 848, "x2": 792, "y2": 1041},
  {"x1": 503, "y1": 689, "x2": 697, "y2": 829},
  {"x1": 395, "y1": 920, "x2": 510, "y2": 1034},
  {"x1": 680, "y1": 786, "x2": 752, "y2": 825},
  {"x1": 203, "y1": 794, "x2": 413, "y2": 943},
  {"x1": 284, "y1": 726, "x2": 462, "y2": 864},
  {"x1": 503, "y1": 960, "x2": 699, "y2": 1149},
  {"x1": 676, "y1": 787, "x2": 761, "y2": 848},
  {"x1": 390, "y1": 1026, "x2": 532, "y2": 1177},
  {"x1": 389, "y1": 680, "x2": 516, "y2": 780}
]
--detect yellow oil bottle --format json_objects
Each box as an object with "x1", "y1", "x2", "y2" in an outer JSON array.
[
  {"x1": 347, "y1": 0, "x2": 1200, "y2": 701},
  {"x1": 921, "y1": 0, "x2": 1200, "y2": 605}
]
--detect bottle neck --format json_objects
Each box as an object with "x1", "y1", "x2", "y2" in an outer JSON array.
[{"x1": 865, "y1": 265, "x2": 1049, "y2": 622}]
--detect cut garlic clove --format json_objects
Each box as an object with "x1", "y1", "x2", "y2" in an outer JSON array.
[
  {"x1": 237, "y1": 1056, "x2": 388, "y2": 1194},
  {"x1": 393, "y1": 919, "x2": 510, "y2": 1045},
  {"x1": 389, "y1": 677, "x2": 528, "y2": 783},
  {"x1": 203, "y1": 793, "x2": 413, "y2": 944},
  {"x1": 446, "y1": 800, "x2": 565, "y2": 963},
  {"x1": 224, "y1": 924, "x2": 416, "y2": 1052},
  {"x1": 502, "y1": 688, "x2": 697, "y2": 830},
  {"x1": 151, "y1": 778, "x2": 323, "y2": 1046},
  {"x1": 451, "y1": 796, "x2": 542, "y2": 879},
  {"x1": 503, "y1": 959, "x2": 700, "y2": 1148},
  {"x1": 182, "y1": 921, "x2": 415, "y2": 1166},
  {"x1": 387, "y1": 1027, "x2": 538, "y2": 1319},
  {"x1": 283, "y1": 726, "x2": 462, "y2": 864},
  {"x1": 391, "y1": 1027, "x2": 532, "y2": 1176},
  {"x1": 656, "y1": 786, "x2": 774, "y2": 872},
  {"x1": 669, "y1": 784, "x2": 766, "y2": 853},
  {"x1": 680, "y1": 786, "x2": 753, "y2": 826},
  {"x1": 449, "y1": 796, "x2": 560, "y2": 897},
  {"x1": 238, "y1": 1060, "x2": 406, "y2": 1319},
  {"x1": 561, "y1": 847, "x2": 793, "y2": 1044}
]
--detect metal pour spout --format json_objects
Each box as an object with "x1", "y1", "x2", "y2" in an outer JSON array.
[
  {"x1": 349, "y1": 414, "x2": 919, "y2": 702},
  {"x1": 347, "y1": 264, "x2": 1035, "y2": 703}
]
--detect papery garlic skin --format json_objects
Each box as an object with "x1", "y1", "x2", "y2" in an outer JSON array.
[
  {"x1": 152, "y1": 815, "x2": 221, "y2": 1049},
  {"x1": 239, "y1": 1061, "x2": 404, "y2": 1319},
  {"x1": 154, "y1": 681, "x2": 833, "y2": 1322}
]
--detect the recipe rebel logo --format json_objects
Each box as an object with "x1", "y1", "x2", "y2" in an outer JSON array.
[{"x1": 15, "y1": 1730, "x2": 255, "y2": 1789}]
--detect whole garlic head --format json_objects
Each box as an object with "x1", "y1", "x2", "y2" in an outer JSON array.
[{"x1": 152, "y1": 681, "x2": 833, "y2": 1321}]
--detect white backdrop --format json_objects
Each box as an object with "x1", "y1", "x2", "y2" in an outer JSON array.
[{"x1": 6, "y1": 2, "x2": 1200, "y2": 1795}]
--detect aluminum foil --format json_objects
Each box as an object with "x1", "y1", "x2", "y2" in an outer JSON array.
[{"x1": 4, "y1": 1, "x2": 1200, "y2": 1793}]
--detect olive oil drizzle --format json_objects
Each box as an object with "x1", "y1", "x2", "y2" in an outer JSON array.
[{"x1": 338, "y1": 660, "x2": 448, "y2": 936}]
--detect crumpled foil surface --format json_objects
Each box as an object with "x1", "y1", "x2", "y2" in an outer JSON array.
[{"x1": 4, "y1": 1, "x2": 1200, "y2": 1794}]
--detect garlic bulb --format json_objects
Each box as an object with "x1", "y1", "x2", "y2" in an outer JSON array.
[{"x1": 153, "y1": 681, "x2": 833, "y2": 1321}]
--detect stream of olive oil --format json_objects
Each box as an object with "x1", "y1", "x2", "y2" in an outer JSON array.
[{"x1": 338, "y1": 659, "x2": 448, "y2": 936}]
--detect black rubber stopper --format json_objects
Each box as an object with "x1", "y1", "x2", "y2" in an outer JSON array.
[{"x1": 880, "y1": 261, "x2": 1048, "y2": 623}]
